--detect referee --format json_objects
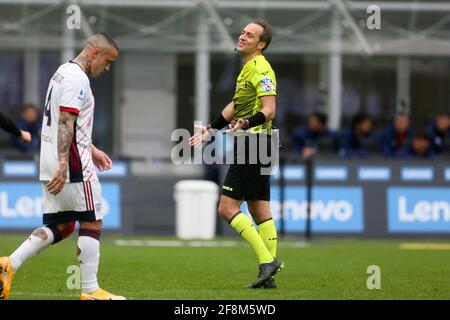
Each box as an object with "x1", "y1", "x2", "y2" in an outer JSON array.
[{"x1": 189, "y1": 20, "x2": 283, "y2": 289}]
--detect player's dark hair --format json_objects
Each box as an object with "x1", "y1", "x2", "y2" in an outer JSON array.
[
  {"x1": 97, "y1": 32, "x2": 119, "y2": 52},
  {"x1": 252, "y1": 20, "x2": 272, "y2": 52}
]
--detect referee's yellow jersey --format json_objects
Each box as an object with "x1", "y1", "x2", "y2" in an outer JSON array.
[{"x1": 232, "y1": 54, "x2": 277, "y2": 135}]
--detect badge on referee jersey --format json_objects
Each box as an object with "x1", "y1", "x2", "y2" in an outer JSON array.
[{"x1": 260, "y1": 78, "x2": 274, "y2": 92}]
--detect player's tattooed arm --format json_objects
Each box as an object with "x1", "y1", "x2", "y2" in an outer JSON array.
[
  {"x1": 47, "y1": 110, "x2": 77, "y2": 195},
  {"x1": 57, "y1": 111, "x2": 77, "y2": 171}
]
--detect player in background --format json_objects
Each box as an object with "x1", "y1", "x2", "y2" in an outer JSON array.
[
  {"x1": 0, "y1": 33, "x2": 124, "y2": 300},
  {"x1": 189, "y1": 21, "x2": 283, "y2": 289},
  {"x1": 0, "y1": 111, "x2": 32, "y2": 144}
]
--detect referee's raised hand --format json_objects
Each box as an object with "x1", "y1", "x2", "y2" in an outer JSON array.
[{"x1": 188, "y1": 124, "x2": 209, "y2": 148}]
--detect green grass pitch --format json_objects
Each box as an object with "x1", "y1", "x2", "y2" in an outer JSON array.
[{"x1": 1, "y1": 235, "x2": 449, "y2": 300}]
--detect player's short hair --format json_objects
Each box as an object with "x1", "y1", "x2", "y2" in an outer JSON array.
[
  {"x1": 98, "y1": 33, "x2": 119, "y2": 52},
  {"x1": 252, "y1": 20, "x2": 272, "y2": 52},
  {"x1": 87, "y1": 33, "x2": 119, "y2": 52}
]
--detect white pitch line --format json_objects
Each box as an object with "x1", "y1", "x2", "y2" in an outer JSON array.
[
  {"x1": 12, "y1": 291, "x2": 140, "y2": 300},
  {"x1": 113, "y1": 239, "x2": 308, "y2": 248},
  {"x1": 399, "y1": 243, "x2": 450, "y2": 250},
  {"x1": 12, "y1": 291, "x2": 79, "y2": 298}
]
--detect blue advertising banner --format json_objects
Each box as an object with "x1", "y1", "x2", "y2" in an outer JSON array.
[
  {"x1": 401, "y1": 167, "x2": 433, "y2": 181},
  {"x1": 314, "y1": 166, "x2": 348, "y2": 181},
  {"x1": 3, "y1": 161, "x2": 37, "y2": 177},
  {"x1": 271, "y1": 165, "x2": 305, "y2": 181},
  {"x1": 445, "y1": 168, "x2": 450, "y2": 181},
  {"x1": 0, "y1": 182, "x2": 121, "y2": 229},
  {"x1": 241, "y1": 186, "x2": 363, "y2": 232},
  {"x1": 388, "y1": 187, "x2": 450, "y2": 233},
  {"x1": 358, "y1": 167, "x2": 391, "y2": 181}
]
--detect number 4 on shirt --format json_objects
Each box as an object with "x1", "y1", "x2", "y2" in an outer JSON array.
[{"x1": 44, "y1": 86, "x2": 53, "y2": 126}]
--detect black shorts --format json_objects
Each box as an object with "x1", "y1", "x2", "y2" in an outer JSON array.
[{"x1": 221, "y1": 133, "x2": 272, "y2": 201}]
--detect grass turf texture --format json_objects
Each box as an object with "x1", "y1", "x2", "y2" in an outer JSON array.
[{"x1": 1, "y1": 235, "x2": 449, "y2": 300}]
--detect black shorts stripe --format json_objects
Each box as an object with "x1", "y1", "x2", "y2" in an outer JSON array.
[
  {"x1": 69, "y1": 121, "x2": 83, "y2": 182},
  {"x1": 43, "y1": 210, "x2": 96, "y2": 225}
]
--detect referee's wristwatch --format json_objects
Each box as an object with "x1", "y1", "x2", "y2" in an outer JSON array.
[{"x1": 239, "y1": 118, "x2": 250, "y2": 130}]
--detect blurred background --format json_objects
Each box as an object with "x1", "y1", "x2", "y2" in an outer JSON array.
[{"x1": 0, "y1": 0, "x2": 449, "y2": 238}]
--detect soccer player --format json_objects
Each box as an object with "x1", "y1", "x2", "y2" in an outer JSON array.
[
  {"x1": 0, "y1": 111, "x2": 32, "y2": 144},
  {"x1": 189, "y1": 21, "x2": 283, "y2": 289},
  {"x1": 0, "y1": 33, "x2": 125, "y2": 300}
]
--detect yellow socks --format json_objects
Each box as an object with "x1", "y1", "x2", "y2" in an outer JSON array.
[
  {"x1": 230, "y1": 213, "x2": 273, "y2": 264},
  {"x1": 258, "y1": 218, "x2": 277, "y2": 258}
]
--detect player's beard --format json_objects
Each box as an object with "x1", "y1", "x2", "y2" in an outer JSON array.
[
  {"x1": 86, "y1": 64, "x2": 93, "y2": 77},
  {"x1": 88, "y1": 66, "x2": 102, "y2": 79},
  {"x1": 86, "y1": 64, "x2": 102, "y2": 78}
]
